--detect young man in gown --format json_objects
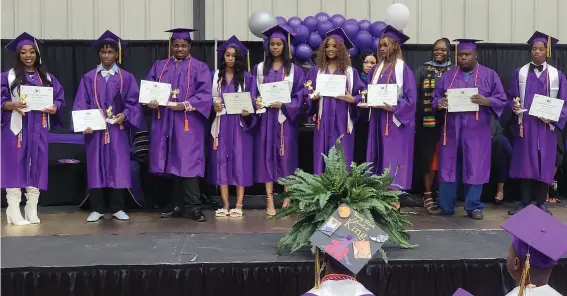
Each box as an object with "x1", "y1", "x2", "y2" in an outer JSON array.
[
  {"x1": 145, "y1": 28, "x2": 212, "y2": 222},
  {"x1": 73, "y1": 30, "x2": 142, "y2": 222},
  {"x1": 432, "y1": 39, "x2": 507, "y2": 220},
  {"x1": 507, "y1": 32, "x2": 567, "y2": 216},
  {"x1": 1, "y1": 32, "x2": 65, "y2": 225}
]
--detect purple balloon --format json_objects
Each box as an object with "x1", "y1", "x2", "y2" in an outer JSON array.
[
  {"x1": 317, "y1": 20, "x2": 334, "y2": 39},
  {"x1": 342, "y1": 21, "x2": 359, "y2": 40},
  {"x1": 293, "y1": 25, "x2": 309, "y2": 44},
  {"x1": 369, "y1": 21, "x2": 386, "y2": 38},
  {"x1": 358, "y1": 20, "x2": 371, "y2": 31},
  {"x1": 372, "y1": 37, "x2": 379, "y2": 52},
  {"x1": 348, "y1": 45, "x2": 359, "y2": 56},
  {"x1": 330, "y1": 14, "x2": 346, "y2": 28},
  {"x1": 295, "y1": 43, "x2": 313, "y2": 61},
  {"x1": 345, "y1": 18, "x2": 358, "y2": 24},
  {"x1": 303, "y1": 16, "x2": 318, "y2": 32},
  {"x1": 315, "y1": 12, "x2": 330, "y2": 22},
  {"x1": 281, "y1": 24, "x2": 294, "y2": 35},
  {"x1": 354, "y1": 30, "x2": 373, "y2": 51},
  {"x1": 307, "y1": 32, "x2": 323, "y2": 49},
  {"x1": 290, "y1": 44, "x2": 296, "y2": 56},
  {"x1": 276, "y1": 16, "x2": 287, "y2": 26},
  {"x1": 288, "y1": 16, "x2": 302, "y2": 29}
]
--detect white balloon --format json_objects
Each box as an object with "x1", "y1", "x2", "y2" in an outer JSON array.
[
  {"x1": 385, "y1": 3, "x2": 410, "y2": 30},
  {"x1": 249, "y1": 11, "x2": 277, "y2": 39}
]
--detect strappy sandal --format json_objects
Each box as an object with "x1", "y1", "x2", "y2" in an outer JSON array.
[
  {"x1": 423, "y1": 192, "x2": 441, "y2": 215},
  {"x1": 229, "y1": 207, "x2": 243, "y2": 218},
  {"x1": 215, "y1": 208, "x2": 229, "y2": 217},
  {"x1": 266, "y1": 194, "x2": 276, "y2": 216},
  {"x1": 494, "y1": 191, "x2": 504, "y2": 205}
]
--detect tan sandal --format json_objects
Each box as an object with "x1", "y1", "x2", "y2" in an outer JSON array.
[
  {"x1": 266, "y1": 194, "x2": 276, "y2": 216},
  {"x1": 229, "y1": 208, "x2": 243, "y2": 218},
  {"x1": 215, "y1": 208, "x2": 229, "y2": 217}
]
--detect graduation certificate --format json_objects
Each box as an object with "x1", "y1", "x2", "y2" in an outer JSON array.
[
  {"x1": 222, "y1": 92, "x2": 254, "y2": 115},
  {"x1": 139, "y1": 80, "x2": 172, "y2": 106},
  {"x1": 528, "y1": 94, "x2": 564, "y2": 122},
  {"x1": 447, "y1": 88, "x2": 479, "y2": 112},
  {"x1": 258, "y1": 81, "x2": 292, "y2": 104},
  {"x1": 19, "y1": 85, "x2": 53, "y2": 111},
  {"x1": 72, "y1": 109, "x2": 107, "y2": 132},
  {"x1": 316, "y1": 74, "x2": 346, "y2": 97},
  {"x1": 367, "y1": 84, "x2": 398, "y2": 106}
]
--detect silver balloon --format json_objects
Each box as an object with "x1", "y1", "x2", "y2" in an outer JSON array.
[{"x1": 249, "y1": 11, "x2": 277, "y2": 38}]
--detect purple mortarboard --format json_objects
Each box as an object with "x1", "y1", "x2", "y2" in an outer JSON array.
[
  {"x1": 381, "y1": 25, "x2": 410, "y2": 45},
  {"x1": 262, "y1": 24, "x2": 294, "y2": 58},
  {"x1": 165, "y1": 28, "x2": 197, "y2": 41},
  {"x1": 454, "y1": 39, "x2": 482, "y2": 51},
  {"x1": 527, "y1": 31, "x2": 559, "y2": 57},
  {"x1": 501, "y1": 205, "x2": 567, "y2": 269},
  {"x1": 325, "y1": 27, "x2": 354, "y2": 50},
  {"x1": 5, "y1": 32, "x2": 44, "y2": 63},
  {"x1": 217, "y1": 35, "x2": 250, "y2": 71},
  {"x1": 93, "y1": 30, "x2": 127, "y2": 64},
  {"x1": 452, "y1": 288, "x2": 473, "y2": 296}
]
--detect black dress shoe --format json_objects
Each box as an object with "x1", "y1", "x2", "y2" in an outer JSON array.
[
  {"x1": 160, "y1": 206, "x2": 184, "y2": 218},
  {"x1": 188, "y1": 209, "x2": 206, "y2": 222},
  {"x1": 537, "y1": 204, "x2": 553, "y2": 216},
  {"x1": 508, "y1": 203, "x2": 528, "y2": 215},
  {"x1": 468, "y1": 209, "x2": 484, "y2": 220}
]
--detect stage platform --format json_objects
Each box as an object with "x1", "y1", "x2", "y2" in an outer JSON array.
[{"x1": 2, "y1": 204, "x2": 566, "y2": 296}]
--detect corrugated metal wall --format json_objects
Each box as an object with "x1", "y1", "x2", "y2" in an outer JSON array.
[{"x1": 2, "y1": 0, "x2": 565, "y2": 43}]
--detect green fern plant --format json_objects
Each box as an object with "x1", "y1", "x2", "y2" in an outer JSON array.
[{"x1": 274, "y1": 137, "x2": 416, "y2": 259}]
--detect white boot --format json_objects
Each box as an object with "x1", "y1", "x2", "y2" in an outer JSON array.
[
  {"x1": 5, "y1": 189, "x2": 30, "y2": 226},
  {"x1": 24, "y1": 187, "x2": 41, "y2": 224}
]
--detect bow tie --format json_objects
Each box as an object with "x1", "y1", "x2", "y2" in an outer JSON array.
[
  {"x1": 529, "y1": 63, "x2": 544, "y2": 72},
  {"x1": 100, "y1": 69, "x2": 116, "y2": 77}
]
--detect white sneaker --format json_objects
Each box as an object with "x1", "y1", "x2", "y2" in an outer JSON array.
[
  {"x1": 112, "y1": 210, "x2": 129, "y2": 221},
  {"x1": 87, "y1": 211, "x2": 104, "y2": 222}
]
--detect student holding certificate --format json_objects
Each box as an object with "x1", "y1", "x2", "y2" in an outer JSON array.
[
  {"x1": 253, "y1": 25, "x2": 306, "y2": 215},
  {"x1": 305, "y1": 28, "x2": 364, "y2": 175},
  {"x1": 146, "y1": 28, "x2": 212, "y2": 222},
  {"x1": 364, "y1": 26, "x2": 417, "y2": 196},
  {"x1": 1, "y1": 32, "x2": 65, "y2": 225},
  {"x1": 72, "y1": 31, "x2": 142, "y2": 222},
  {"x1": 209, "y1": 36, "x2": 257, "y2": 218},
  {"x1": 507, "y1": 32, "x2": 567, "y2": 216},
  {"x1": 432, "y1": 39, "x2": 507, "y2": 220}
]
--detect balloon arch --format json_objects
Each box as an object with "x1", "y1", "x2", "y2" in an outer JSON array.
[{"x1": 248, "y1": 4, "x2": 410, "y2": 63}]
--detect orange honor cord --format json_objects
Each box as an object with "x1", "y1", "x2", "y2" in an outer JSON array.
[
  {"x1": 183, "y1": 58, "x2": 193, "y2": 132},
  {"x1": 280, "y1": 124, "x2": 285, "y2": 156},
  {"x1": 383, "y1": 64, "x2": 395, "y2": 136},
  {"x1": 443, "y1": 110, "x2": 447, "y2": 145},
  {"x1": 17, "y1": 133, "x2": 22, "y2": 148}
]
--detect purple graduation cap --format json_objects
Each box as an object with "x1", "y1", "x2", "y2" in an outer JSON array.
[
  {"x1": 452, "y1": 288, "x2": 473, "y2": 296},
  {"x1": 454, "y1": 39, "x2": 482, "y2": 51},
  {"x1": 527, "y1": 31, "x2": 559, "y2": 57},
  {"x1": 381, "y1": 25, "x2": 410, "y2": 45},
  {"x1": 165, "y1": 28, "x2": 197, "y2": 41},
  {"x1": 325, "y1": 27, "x2": 354, "y2": 50},
  {"x1": 501, "y1": 205, "x2": 567, "y2": 269},
  {"x1": 217, "y1": 35, "x2": 250, "y2": 71},
  {"x1": 262, "y1": 24, "x2": 294, "y2": 58},
  {"x1": 93, "y1": 30, "x2": 127, "y2": 64},
  {"x1": 5, "y1": 32, "x2": 44, "y2": 63}
]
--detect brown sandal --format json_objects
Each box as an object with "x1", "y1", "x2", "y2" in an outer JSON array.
[
  {"x1": 424, "y1": 192, "x2": 441, "y2": 215},
  {"x1": 266, "y1": 193, "x2": 276, "y2": 216}
]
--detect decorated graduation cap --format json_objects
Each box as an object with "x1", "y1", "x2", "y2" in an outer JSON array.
[
  {"x1": 5, "y1": 32, "x2": 44, "y2": 63},
  {"x1": 501, "y1": 205, "x2": 567, "y2": 294},
  {"x1": 93, "y1": 30, "x2": 127, "y2": 64},
  {"x1": 325, "y1": 27, "x2": 355, "y2": 50},
  {"x1": 165, "y1": 28, "x2": 197, "y2": 58},
  {"x1": 217, "y1": 35, "x2": 250, "y2": 72},
  {"x1": 262, "y1": 24, "x2": 294, "y2": 59},
  {"x1": 527, "y1": 31, "x2": 559, "y2": 57},
  {"x1": 381, "y1": 25, "x2": 410, "y2": 45},
  {"x1": 452, "y1": 288, "x2": 473, "y2": 296},
  {"x1": 309, "y1": 204, "x2": 389, "y2": 287}
]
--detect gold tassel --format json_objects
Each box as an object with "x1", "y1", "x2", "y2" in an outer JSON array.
[
  {"x1": 247, "y1": 51, "x2": 251, "y2": 72},
  {"x1": 184, "y1": 117, "x2": 189, "y2": 132},
  {"x1": 288, "y1": 33, "x2": 292, "y2": 59},
  {"x1": 547, "y1": 35, "x2": 551, "y2": 57},
  {"x1": 385, "y1": 112, "x2": 389, "y2": 136},
  {"x1": 118, "y1": 38, "x2": 122, "y2": 64},
  {"x1": 17, "y1": 133, "x2": 22, "y2": 148},
  {"x1": 213, "y1": 138, "x2": 218, "y2": 150},
  {"x1": 168, "y1": 33, "x2": 172, "y2": 58},
  {"x1": 443, "y1": 111, "x2": 447, "y2": 146},
  {"x1": 520, "y1": 121, "x2": 524, "y2": 138},
  {"x1": 518, "y1": 254, "x2": 531, "y2": 296},
  {"x1": 476, "y1": 111, "x2": 479, "y2": 120},
  {"x1": 42, "y1": 113, "x2": 47, "y2": 127},
  {"x1": 157, "y1": 108, "x2": 160, "y2": 119},
  {"x1": 454, "y1": 41, "x2": 458, "y2": 64},
  {"x1": 314, "y1": 248, "x2": 321, "y2": 289},
  {"x1": 34, "y1": 39, "x2": 42, "y2": 64},
  {"x1": 280, "y1": 124, "x2": 285, "y2": 156}
]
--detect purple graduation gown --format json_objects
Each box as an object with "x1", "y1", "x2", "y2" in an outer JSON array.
[
  {"x1": 207, "y1": 72, "x2": 257, "y2": 186},
  {"x1": 365, "y1": 63, "x2": 417, "y2": 190},
  {"x1": 72, "y1": 68, "x2": 142, "y2": 189},
  {"x1": 146, "y1": 57, "x2": 212, "y2": 177},
  {"x1": 432, "y1": 64, "x2": 507, "y2": 184},
  {"x1": 305, "y1": 67, "x2": 364, "y2": 175},
  {"x1": 253, "y1": 64, "x2": 305, "y2": 183},
  {"x1": 508, "y1": 66, "x2": 567, "y2": 184},
  {"x1": 1, "y1": 71, "x2": 65, "y2": 190}
]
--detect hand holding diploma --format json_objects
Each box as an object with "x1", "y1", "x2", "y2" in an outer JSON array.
[
  {"x1": 438, "y1": 94, "x2": 448, "y2": 110},
  {"x1": 471, "y1": 94, "x2": 490, "y2": 106},
  {"x1": 168, "y1": 102, "x2": 186, "y2": 111},
  {"x1": 42, "y1": 104, "x2": 57, "y2": 115},
  {"x1": 336, "y1": 91, "x2": 355, "y2": 103},
  {"x1": 378, "y1": 103, "x2": 393, "y2": 111},
  {"x1": 528, "y1": 94, "x2": 564, "y2": 122},
  {"x1": 147, "y1": 100, "x2": 160, "y2": 109},
  {"x1": 83, "y1": 127, "x2": 93, "y2": 134},
  {"x1": 513, "y1": 97, "x2": 527, "y2": 115},
  {"x1": 268, "y1": 102, "x2": 283, "y2": 109},
  {"x1": 241, "y1": 110, "x2": 250, "y2": 116}
]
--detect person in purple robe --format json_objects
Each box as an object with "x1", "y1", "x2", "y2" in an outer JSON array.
[
  {"x1": 362, "y1": 26, "x2": 417, "y2": 201},
  {"x1": 432, "y1": 39, "x2": 508, "y2": 220},
  {"x1": 305, "y1": 28, "x2": 364, "y2": 175},
  {"x1": 72, "y1": 30, "x2": 142, "y2": 222},
  {"x1": 209, "y1": 36, "x2": 257, "y2": 218},
  {"x1": 145, "y1": 28, "x2": 211, "y2": 222},
  {"x1": 507, "y1": 32, "x2": 567, "y2": 216},
  {"x1": 253, "y1": 24, "x2": 305, "y2": 215},
  {"x1": 1, "y1": 32, "x2": 65, "y2": 226}
]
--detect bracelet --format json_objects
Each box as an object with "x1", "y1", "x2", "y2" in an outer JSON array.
[{"x1": 183, "y1": 101, "x2": 193, "y2": 111}]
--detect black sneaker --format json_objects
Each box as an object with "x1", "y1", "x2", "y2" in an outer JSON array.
[{"x1": 468, "y1": 209, "x2": 483, "y2": 220}]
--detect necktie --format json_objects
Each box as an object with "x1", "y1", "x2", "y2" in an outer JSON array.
[
  {"x1": 100, "y1": 69, "x2": 115, "y2": 77},
  {"x1": 529, "y1": 63, "x2": 544, "y2": 72}
]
